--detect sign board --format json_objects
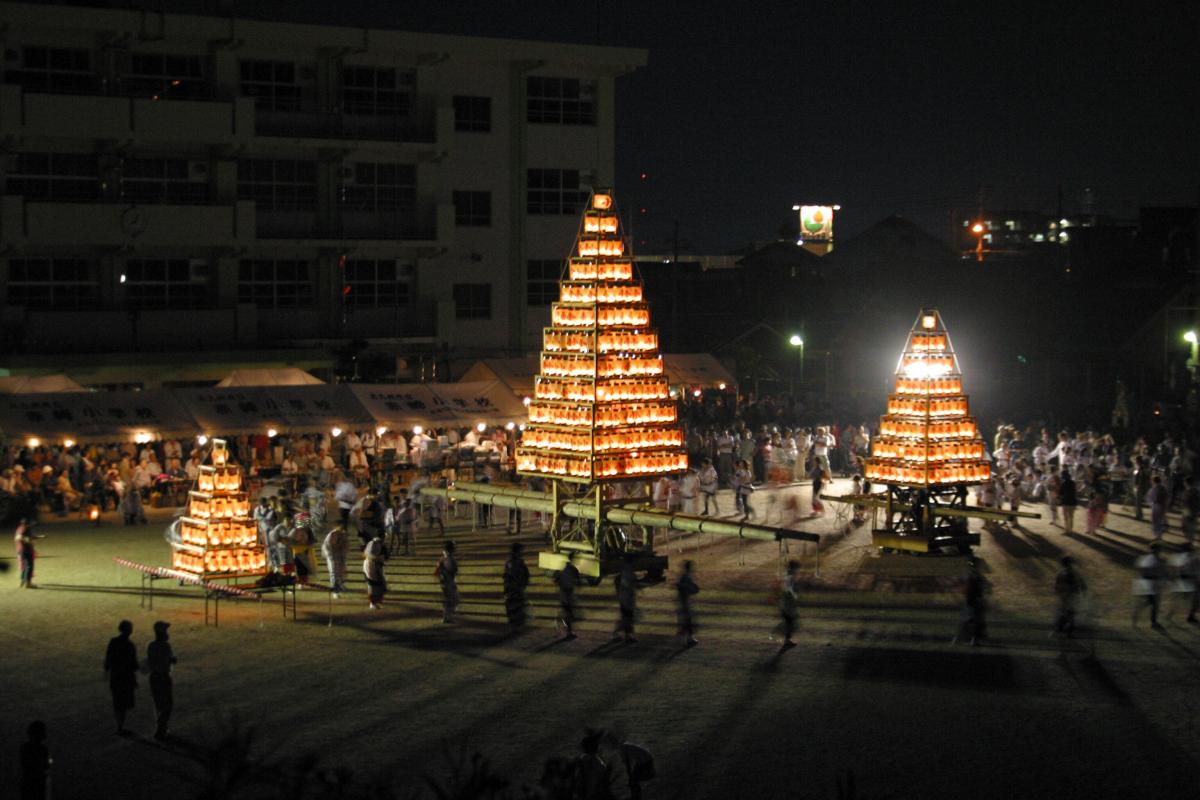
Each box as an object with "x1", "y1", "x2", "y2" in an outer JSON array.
[{"x1": 799, "y1": 205, "x2": 834, "y2": 241}]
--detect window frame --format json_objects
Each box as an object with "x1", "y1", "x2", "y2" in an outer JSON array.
[
  {"x1": 452, "y1": 95, "x2": 492, "y2": 132},
  {"x1": 237, "y1": 258, "x2": 315, "y2": 309},
  {"x1": 237, "y1": 159, "x2": 319, "y2": 212},
  {"x1": 453, "y1": 282, "x2": 492, "y2": 320},
  {"x1": 343, "y1": 258, "x2": 414, "y2": 309},
  {"x1": 526, "y1": 76, "x2": 597, "y2": 125},
  {"x1": 526, "y1": 168, "x2": 588, "y2": 215},
  {"x1": 452, "y1": 190, "x2": 492, "y2": 227},
  {"x1": 6, "y1": 256, "x2": 98, "y2": 309},
  {"x1": 239, "y1": 59, "x2": 304, "y2": 112},
  {"x1": 123, "y1": 257, "x2": 209, "y2": 309}
]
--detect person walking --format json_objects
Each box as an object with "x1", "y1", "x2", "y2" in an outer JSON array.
[
  {"x1": 321, "y1": 525, "x2": 349, "y2": 597},
  {"x1": 810, "y1": 469, "x2": 827, "y2": 516},
  {"x1": 1085, "y1": 484, "x2": 1108, "y2": 535},
  {"x1": 676, "y1": 559, "x2": 699, "y2": 647},
  {"x1": 1053, "y1": 556, "x2": 1087, "y2": 638},
  {"x1": 334, "y1": 473, "x2": 357, "y2": 527},
  {"x1": 697, "y1": 458, "x2": 720, "y2": 515},
  {"x1": 19, "y1": 720, "x2": 51, "y2": 800},
  {"x1": 362, "y1": 533, "x2": 388, "y2": 610},
  {"x1": 434, "y1": 541, "x2": 460, "y2": 623},
  {"x1": 287, "y1": 517, "x2": 317, "y2": 587},
  {"x1": 555, "y1": 553, "x2": 581, "y2": 640},
  {"x1": 1131, "y1": 456, "x2": 1151, "y2": 521},
  {"x1": 1147, "y1": 475, "x2": 1168, "y2": 540},
  {"x1": 13, "y1": 518, "x2": 43, "y2": 589},
  {"x1": 1171, "y1": 544, "x2": 1198, "y2": 623},
  {"x1": 103, "y1": 620, "x2": 139, "y2": 735},
  {"x1": 145, "y1": 620, "x2": 177, "y2": 741},
  {"x1": 778, "y1": 559, "x2": 801, "y2": 648},
  {"x1": 612, "y1": 556, "x2": 638, "y2": 644},
  {"x1": 733, "y1": 459, "x2": 755, "y2": 520},
  {"x1": 1181, "y1": 476, "x2": 1200, "y2": 544},
  {"x1": 1058, "y1": 471, "x2": 1077, "y2": 533},
  {"x1": 503, "y1": 542, "x2": 531, "y2": 628},
  {"x1": 1132, "y1": 543, "x2": 1166, "y2": 629},
  {"x1": 954, "y1": 558, "x2": 988, "y2": 645},
  {"x1": 1045, "y1": 471, "x2": 1061, "y2": 526}
]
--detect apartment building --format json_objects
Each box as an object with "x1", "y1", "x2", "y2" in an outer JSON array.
[{"x1": 0, "y1": 2, "x2": 646, "y2": 385}]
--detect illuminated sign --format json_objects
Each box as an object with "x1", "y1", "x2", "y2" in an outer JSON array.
[{"x1": 799, "y1": 205, "x2": 834, "y2": 241}]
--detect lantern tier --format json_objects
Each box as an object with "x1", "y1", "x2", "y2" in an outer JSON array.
[
  {"x1": 170, "y1": 438, "x2": 268, "y2": 579},
  {"x1": 518, "y1": 188, "x2": 686, "y2": 483}
]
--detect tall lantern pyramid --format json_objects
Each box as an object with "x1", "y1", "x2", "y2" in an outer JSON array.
[
  {"x1": 517, "y1": 188, "x2": 687, "y2": 483},
  {"x1": 865, "y1": 309, "x2": 992, "y2": 552},
  {"x1": 516, "y1": 188, "x2": 686, "y2": 578}
]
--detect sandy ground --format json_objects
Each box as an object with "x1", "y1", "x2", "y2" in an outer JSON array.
[{"x1": 2, "y1": 479, "x2": 1199, "y2": 799}]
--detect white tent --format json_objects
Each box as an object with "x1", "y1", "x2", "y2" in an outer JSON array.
[
  {"x1": 173, "y1": 385, "x2": 369, "y2": 435},
  {"x1": 663, "y1": 354, "x2": 736, "y2": 389},
  {"x1": 458, "y1": 357, "x2": 538, "y2": 398},
  {"x1": 347, "y1": 382, "x2": 525, "y2": 430},
  {"x1": 0, "y1": 390, "x2": 195, "y2": 443},
  {"x1": 0, "y1": 374, "x2": 88, "y2": 394},
  {"x1": 215, "y1": 368, "x2": 324, "y2": 387}
]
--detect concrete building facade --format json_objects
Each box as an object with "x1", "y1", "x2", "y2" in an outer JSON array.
[{"x1": 0, "y1": 2, "x2": 645, "y2": 385}]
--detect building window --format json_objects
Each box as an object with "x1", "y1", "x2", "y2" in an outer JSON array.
[
  {"x1": 453, "y1": 191, "x2": 491, "y2": 227},
  {"x1": 124, "y1": 258, "x2": 208, "y2": 309},
  {"x1": 237, "y1": 159, "x2": 318, "y2": 211},
  {"x1": 453, "y1": 283, "x2": 491, "y2": 320},
  {"x1": 4, "y1": 153, "x2": 98, "y2": 201},
  {"x1": 123, "y1": 53, "x2": 205, "y2": 99},
  {"x1": 121, "y1": 158, "x2": 208, "y2": 204},
  {"x1": 341, "y1": 163, "x2": 416, "y2": 212},
  {"x1": 7, "y1": 257, "x2": 97, "y2": 309},
  {"x1": 453, "y1": 95, "x2": 491, "y2": 132},
  {"x1": 240, "y1": 59, "x2": 303, "y2": 112},
  {"x1": 237, "y1": 259, "x2": 314, "y2": 309},
  {"x1": 527, "y1": 168, "x2": 588, "y2": 215},
  {"x1": 4, "y1": 46, "x2": 97, "y2": 94},
  {"x1": 344, "y1": 259, "x2": 413, "y2": 308},
  {"x1": 526, "y1": 259, "x2": 561, "y2": 306},
  {"x1": 341, "y1": 66, "x2": 414, "y2": 116},
  {"x1": 527, "y1": 77, "x2": 596, "y2": 125}
]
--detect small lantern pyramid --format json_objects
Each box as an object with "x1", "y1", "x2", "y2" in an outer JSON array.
[
  {"x1": 171, "y1": 438, "x2": 267, "y2": 578},
  {"x1": 517, "y1": 188, "x2": 688, "y2": 482},
  {"x1": 864, "y1": 309, "x2": 992, "y2": 487}
]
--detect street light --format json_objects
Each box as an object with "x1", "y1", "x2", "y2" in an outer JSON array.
[
  {"x1": 789, "y1": 334, "x2": 805, "y2": 394},
  {"x1": 971, "y1": 222, "x2": 985, "y2": 262}
]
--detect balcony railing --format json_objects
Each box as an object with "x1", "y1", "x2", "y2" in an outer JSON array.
[{"x1": 255, "y1": 109, "x2": 436, "y2": 143}]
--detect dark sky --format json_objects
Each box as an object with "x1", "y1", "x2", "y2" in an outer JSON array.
[{"x1": 163, "y1": 0, "x2": 1199, "y2": 250}]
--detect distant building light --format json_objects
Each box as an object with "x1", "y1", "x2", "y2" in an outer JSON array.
[
  {"x1": 1060, "y1": 218, "x2": 1070, "y2": 227},
  {"x1": 791, "y1": 204, "x2": 801, "y2": 211},
  {"x1": 1059, "y1": 232, "x2": 1069, "y2": 242}
]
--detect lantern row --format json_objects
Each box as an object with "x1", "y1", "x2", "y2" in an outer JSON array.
[
  {"x1": 517, "y1": 452, "x2": 689, "y2": 480},
  {"x1": 551, "y1": 305, "x2": 651, "y2": 328},
  {"x1": 864, "y1": 462, "x2": 992, "y2": 486},
  {"x1": 886, "y1": 397, "x2": 971, "y2": 417},
  {"x1": 536, "y1": 377, "x2": 670, "y2": 403},
  {"x1": 172, "y1": 549, "x2": 268, "y2": 575},
  {"x1": 179, "y1": 517, "x2": 258, "y2": 547},
  {"x1": 521, "y1": 427, "x2": 685, "y2": 454},
  {"x1": 541, "y1": 355, "x2": 663, "y2": 378},
  {"x1": 877, "y1": 417, "x2": 979, "y2": 440},
  {"x1": 893, "y1": 377, "x2": 964, "y2": 396},
  {"x1": 544, "y1": 331, "x2": 659, "y2": 354},
  {"x1": 869, "y1": 440, "x2": 987, "y2": 462},
  {"x1": 527, "y1": 401, "x2": 677, "y2": 428}
]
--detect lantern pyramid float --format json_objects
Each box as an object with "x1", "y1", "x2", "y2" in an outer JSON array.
[
  {"x1": 862, "y1": 309, "x2": 995, "y2": 553},
  {"x1": 170, "y1": 438, "x2": 267, "y2": 578},
  {"x1": 517, "y1": 188, "x2": 687, "y2": 482},
  {"x1": 864, "y1": 309, "x2": 991, "y2": 487}
]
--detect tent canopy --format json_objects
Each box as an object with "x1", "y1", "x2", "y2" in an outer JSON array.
[
  {"x1": 0, "y1": 390, "x2": 195, "y2": 443},
  {"x1": 215, "y1": 368, "x2": 324, "y2": 387},
  {"x1": 348, "y1": 381, "x2": 525, "y2": 430},
  {"x1": 458, "y1": 357, "x2": 538, "y2": 398},
  {"x1": 174, "y1": 385, "x2": 369, "y2": 436},
  {"x1": 663, "y1": 354, "x2": 736, "y2": 389},
  {"x1": 0, "y1": 374, "x2": 88, "y2": 394}
]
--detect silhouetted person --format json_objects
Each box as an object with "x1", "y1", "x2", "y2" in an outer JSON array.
[
  {"x1": 613, "y1": 556, "x2": 638, "y2": 643},
  {"x1": 1053, "y1": 556, "x2": 1087, "y2": 638},
  {"x1": 103, "y1": 620, "x2": 139, "y2": 734},
  {"x1": 1058, "y1": 472, "x2": 1077, "y2": 533},
  {"x1": 13, "y1": 518, "x2": 42, "y2": 589},
  {"x1": 954, "y1": 558, "x2": 988, "y2": 645},
  {"x1": 146, "y1": 620, "x2": 177, "y2": 740},
  {"x1": 503, "y1": 542, "x2": 530, "y2": 627},
  {"x1": 572, "y1": 729, "x2": 609, "y2": 800},
  {"x1": 676, "y1": 559, "x2": 699, "y2": 646},
  {"x1": 555, "y1": 553, "x2": 580, "y2": 640},
  {"x1": 19, "y1": 720, "x2": 50, "y2": 800},
  {"x1": 778, "y1": 559, "x2": 801, "y2": 648},
  {"x1": 1148, "y1": 475, "x2": 1168, "y2": 540},
  {"x1": 435, "y1": 540, "x2": 459, "y2": 623}
]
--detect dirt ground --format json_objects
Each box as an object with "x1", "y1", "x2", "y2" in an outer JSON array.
[{"x1": 3, "y1": 479, "x2": 1199, "y2": 799}]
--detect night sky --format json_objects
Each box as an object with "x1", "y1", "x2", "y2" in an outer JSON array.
[{"x1": 164, "y1": 0, "x2": 1198, "y2": 251}]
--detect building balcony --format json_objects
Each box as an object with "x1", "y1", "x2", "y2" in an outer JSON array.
[
  {"x1": 254, "y1": 100, "x2": 439, "y2": 145},
  {"x1": 254, "y1": 205, "x2": 445, "y2": 242},
  {"x1": 0, "y1": 196, "x2": 251, "y2": 248},
  {"x1": 0, "y1": 85, "x2": 252, "y2": 144},
  {"x1": 2, "y1": 307, "x2": 258, "y2": 354}
]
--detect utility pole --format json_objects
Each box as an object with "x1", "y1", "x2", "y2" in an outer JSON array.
[{"x1": 671, "y1": 218, "x2": 680, "y2": 350}]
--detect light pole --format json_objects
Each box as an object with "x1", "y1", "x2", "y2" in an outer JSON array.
[
  {"x1": 789, "y1": 334, "x2": 804, "y2": 395},
  {"x1": 1186, "y1": 330, "x2": 1198, "y2": 410},
  {"x1": 971, "y1": 222, "x2": 985, "y2": 262}
]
